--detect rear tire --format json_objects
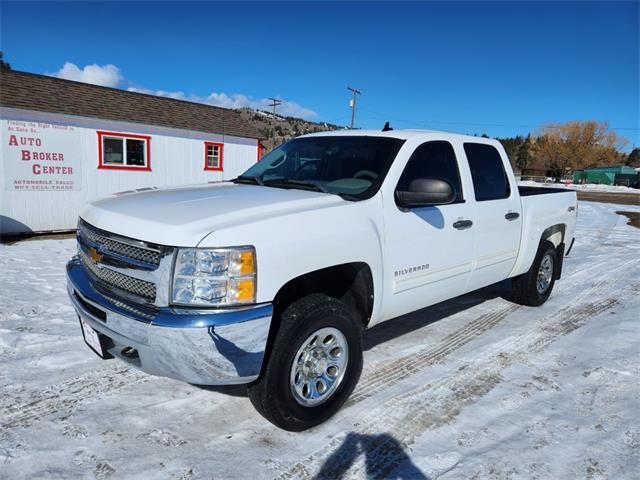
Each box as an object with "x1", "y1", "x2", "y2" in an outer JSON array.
[
  {"x1": 247, "y1": 294, "x2": 363, "y2": 431},
  {"x1": 511, "y1": 240, "x2": 558, "y2": 306}
]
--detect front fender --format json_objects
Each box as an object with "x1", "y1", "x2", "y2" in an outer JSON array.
[{"x1": 197, "y1": 195, "x2": 385, "y2": 322}]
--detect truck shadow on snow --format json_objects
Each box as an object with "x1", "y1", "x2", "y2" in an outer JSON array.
[
  {"x1": 199, "y1": 280, "x2": 512, "y2": 399},
  {"x1": 363, "y1": 279, "x2": 512, "y2": 351},
  {"x1": 314, "y1": 432, "x2": 427, "y2": 479}
]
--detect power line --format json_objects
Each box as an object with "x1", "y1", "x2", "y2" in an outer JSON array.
[
  {"x1": 358, "y1": 106, "x2": 640, "y2": 132},
  {"x1": 347, "y1": 86, "x2": 361, "y2": 129}
]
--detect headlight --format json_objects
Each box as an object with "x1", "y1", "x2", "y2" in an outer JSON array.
[{"x1": 171, "y1": 247, "x2": 256, "y2": 306}]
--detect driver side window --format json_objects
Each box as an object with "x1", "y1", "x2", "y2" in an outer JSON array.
[{"x1": 397, "y1": 141, "x2": 464, "y2": 203}]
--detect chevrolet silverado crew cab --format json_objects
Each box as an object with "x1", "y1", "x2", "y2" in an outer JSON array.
[{"x1": 67, "y1": 129, "x2": 577, "y2": 431}]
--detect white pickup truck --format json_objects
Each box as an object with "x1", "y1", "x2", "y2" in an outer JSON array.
[{"x1": 67, "y1": 129, "x2": 577, "y2": 430}]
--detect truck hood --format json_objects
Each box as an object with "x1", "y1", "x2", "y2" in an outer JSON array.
[{"x1": 81, "y1": 183, "x2": 344, "y2": 246}]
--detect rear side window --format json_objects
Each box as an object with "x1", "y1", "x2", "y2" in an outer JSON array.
[
  {"x1": 464, "y1": 143, "x2": 510, "y2": 201},
  {"x1": 397, "y1": 141, "x2": 463, "y2": 203}
]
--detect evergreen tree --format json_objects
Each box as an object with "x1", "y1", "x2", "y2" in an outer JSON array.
[
  {"x1": 0, "y1": 51, "x2": 10, "y2": 71},
  {"x1": 626, "y1": 147, "x2": 640, "y2": 166},
  {"x1": 517, "y1": 134, "x2": 532, "y2": 170},
  {"x1": 497, "y1": 135, "x2": 524, "y2": 169}
]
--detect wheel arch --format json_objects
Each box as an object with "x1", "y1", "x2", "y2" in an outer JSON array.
[
  {"x1": 510, "y1": 222, "x2": 568, "y2": 278},
  {"x1": 271, "y1": 262, "x2": 374, "y2": 328},
  {"x1": 540, "y1": 223, "x2": 566, "y2": 248},
  {"x1": 256, "y1": 262, "x2": 373, "y2": 381}
]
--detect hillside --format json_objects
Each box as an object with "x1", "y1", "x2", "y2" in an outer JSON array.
[{"x1": 236, "y1": 108, "x2": 345, "y2": 150}]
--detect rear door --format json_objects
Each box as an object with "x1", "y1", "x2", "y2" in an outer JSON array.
[
  {"x1": 382, "y1": 140, "x2": 476, "y2": 319},
  {"x1": 463, "y1": 142, "x2": 521, "y2": 290}
]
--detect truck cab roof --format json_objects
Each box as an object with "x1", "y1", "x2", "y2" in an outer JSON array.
[{"x1": 301, "y1": 128, "x2": 503, "y2": 146}]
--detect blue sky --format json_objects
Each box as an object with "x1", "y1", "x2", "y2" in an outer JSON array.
[{"x1": 2, "y1": 1, "x2": 638, "y2": 147}]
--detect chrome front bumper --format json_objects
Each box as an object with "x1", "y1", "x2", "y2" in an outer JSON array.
[{"x1": 66, "y1": 257, "x2": 273, "y2": 385}]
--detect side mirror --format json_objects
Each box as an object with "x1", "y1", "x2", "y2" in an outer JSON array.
[{"x1": 395, "y1": 178, "x2": 455, "y2": 208}]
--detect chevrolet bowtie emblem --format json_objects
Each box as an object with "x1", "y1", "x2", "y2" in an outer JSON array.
[{"x1": 88, "y1": 247, "x2": 103, "y2": 264}]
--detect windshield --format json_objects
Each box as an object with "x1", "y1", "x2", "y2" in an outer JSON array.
[{"x1": 237, "y1": 136, "x2": 405, "y2": 200}]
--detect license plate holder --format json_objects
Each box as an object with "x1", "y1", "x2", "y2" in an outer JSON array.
[{"x1": 79, "y1": 318, "x2": 107, "y2": 359}]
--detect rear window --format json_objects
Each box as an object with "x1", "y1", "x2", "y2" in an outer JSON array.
[{"x1": 464, "y1": 143, "x2": 510, "y2": 201}]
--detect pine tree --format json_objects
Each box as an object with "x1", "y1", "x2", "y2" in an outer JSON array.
[
  {"x1": 517, "y1": 134, "x2": 532, "y2": 170},
  {"x1": 0, "y1": 51, "x2": 11, "y2": 71}
]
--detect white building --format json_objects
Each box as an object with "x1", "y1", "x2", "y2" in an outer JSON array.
[{"x1": 0, "y1": 68, "x2": 264, "y2": 235}]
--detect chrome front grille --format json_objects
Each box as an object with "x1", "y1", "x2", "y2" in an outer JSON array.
[
  {"x1": 76, "y1": 219, "x2": 174, "y2": 306},
  {"x1": 79, "y1": 248, "x2": 157, "y2": 301},
  {"x1": 78, "y1": 220, "x2": 162, "y2": 267}
]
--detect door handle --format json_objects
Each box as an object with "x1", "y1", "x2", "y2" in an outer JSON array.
[
  {"x1": 453, "y1": 219, "x2": 473, "y2": 230},
  {"x1": 505, "y1": 212, "x2": 520, "y2": 221}
]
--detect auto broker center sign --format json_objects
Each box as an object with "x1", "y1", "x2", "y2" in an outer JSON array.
[{"x1": 3, "y1": 119, "x2": 82, "y2": 191}]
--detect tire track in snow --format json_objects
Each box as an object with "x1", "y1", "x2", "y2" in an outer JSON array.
[
  {"x1": 349, "y1": 302, "x2": 518, "y2": 405},
  {"x1": 391, "y1": 286, "x2": 630, "y2": 410},
  {"x1": 0, "y1": 365, "x2": 149, "y2": 429},
  {"x1": 277, "y1": 270, "x2": 635, "y2": 479},
  {"x1": 349, "y1": 255, "x2": 621, "y2": 408},
  {"x1": 381, "y1": 272, "x2": 634, "y2": 413},
  {"x1": 279, "y1": 368, "x2": 504, "y2": 480}
]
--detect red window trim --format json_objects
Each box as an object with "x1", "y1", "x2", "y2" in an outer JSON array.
[
  {"x1": 257, "y1": 140, "x2": 263, "y2": 162},
  {"x1": 204, "y1": 141, "x2": 224, "y2": 171},
  {"x1": 97, "y1": 131, "x2": 152, "y2": 171}
]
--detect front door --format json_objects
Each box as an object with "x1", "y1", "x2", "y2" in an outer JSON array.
[{"x1": 382, "y1": 141, "x2": 476, "y2": 319}]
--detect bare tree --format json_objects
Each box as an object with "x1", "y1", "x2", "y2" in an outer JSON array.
[{"x1": 533, "y1": 121, "x2": 628, "y2": 181}]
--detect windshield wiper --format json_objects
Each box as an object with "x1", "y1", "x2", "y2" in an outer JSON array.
[
  {"x1": 283, "y1": 179, "x2": 331, "y2": 193},
  {"x1": 235, "y1": 177, "x2": 357, "y2": 200},
  {"x1": 232, "y1": 175, "x2": 264, "y2": 186},
  {"x1": 263, "y1": 179, "x2": 331, "y2": 194},
  {"x1": 284, "y1": 181, "x2": 358, "y2": 201}
]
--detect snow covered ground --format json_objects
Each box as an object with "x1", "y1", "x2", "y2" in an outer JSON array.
[{"x1": 1, "y1": 201, "x2": 639, "y2": 479}]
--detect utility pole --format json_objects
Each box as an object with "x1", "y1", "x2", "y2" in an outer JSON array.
[
  {"x1": 267, "y1": 97, "x2": 282, "y2": 148},
  {"x1": 347, "y1": 86, "x2": 361, "y2": 129}
]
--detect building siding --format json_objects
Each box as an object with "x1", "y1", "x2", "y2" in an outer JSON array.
[
  {"x1": 1, "y1": 108, "x2": 259, "y2": 234},
  {"x1": 572, "y1": 166, "x2": 638, "y2": 185}
]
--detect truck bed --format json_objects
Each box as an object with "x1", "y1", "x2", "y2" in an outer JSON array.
[
  {"x1": 511, "y1": 186, "x2": 577, "y2": 278},
  {"x1": 518, "y1": 186, "x2": 570, "y2": 196}
]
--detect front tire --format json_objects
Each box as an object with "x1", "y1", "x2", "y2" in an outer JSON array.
[
  {"x1": 511, "y1": 240, "x2": 558, "y2": 306},
  {"x1": 247, "y1": 294, "x2": 363, "y2": 431}
]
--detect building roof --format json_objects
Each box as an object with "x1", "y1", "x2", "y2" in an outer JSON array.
[
  {"x1": 575, "y1": 165, "x2": 636, "y2": 173},
  {"x1": 0, "y1": 68, "x2": 263, "y2": 140}
]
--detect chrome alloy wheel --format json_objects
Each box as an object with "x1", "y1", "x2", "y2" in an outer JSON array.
[
  {"x1": 537, "y1": 253, "x2": 554, "y2": 294},
  {"x1": 290, "y1": 327, "x2": 349, "y2": 407}
]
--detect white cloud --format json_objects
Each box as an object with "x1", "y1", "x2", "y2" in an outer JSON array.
[
  {"x1": 49, "y1": 62, "x2": 123, "y2": 88},
  {"x1": 205, "y1": 93, "x2": 318, "y2": 120},
  {"x1": 128, "y1": 87, "x2": 318, "y2": 120},
  {"x1": 48, "y1": 62, "x2": 318, "y2": 120},
  {"x1": 127, "y1": 87, "x2": 187, "y2": 100}
]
